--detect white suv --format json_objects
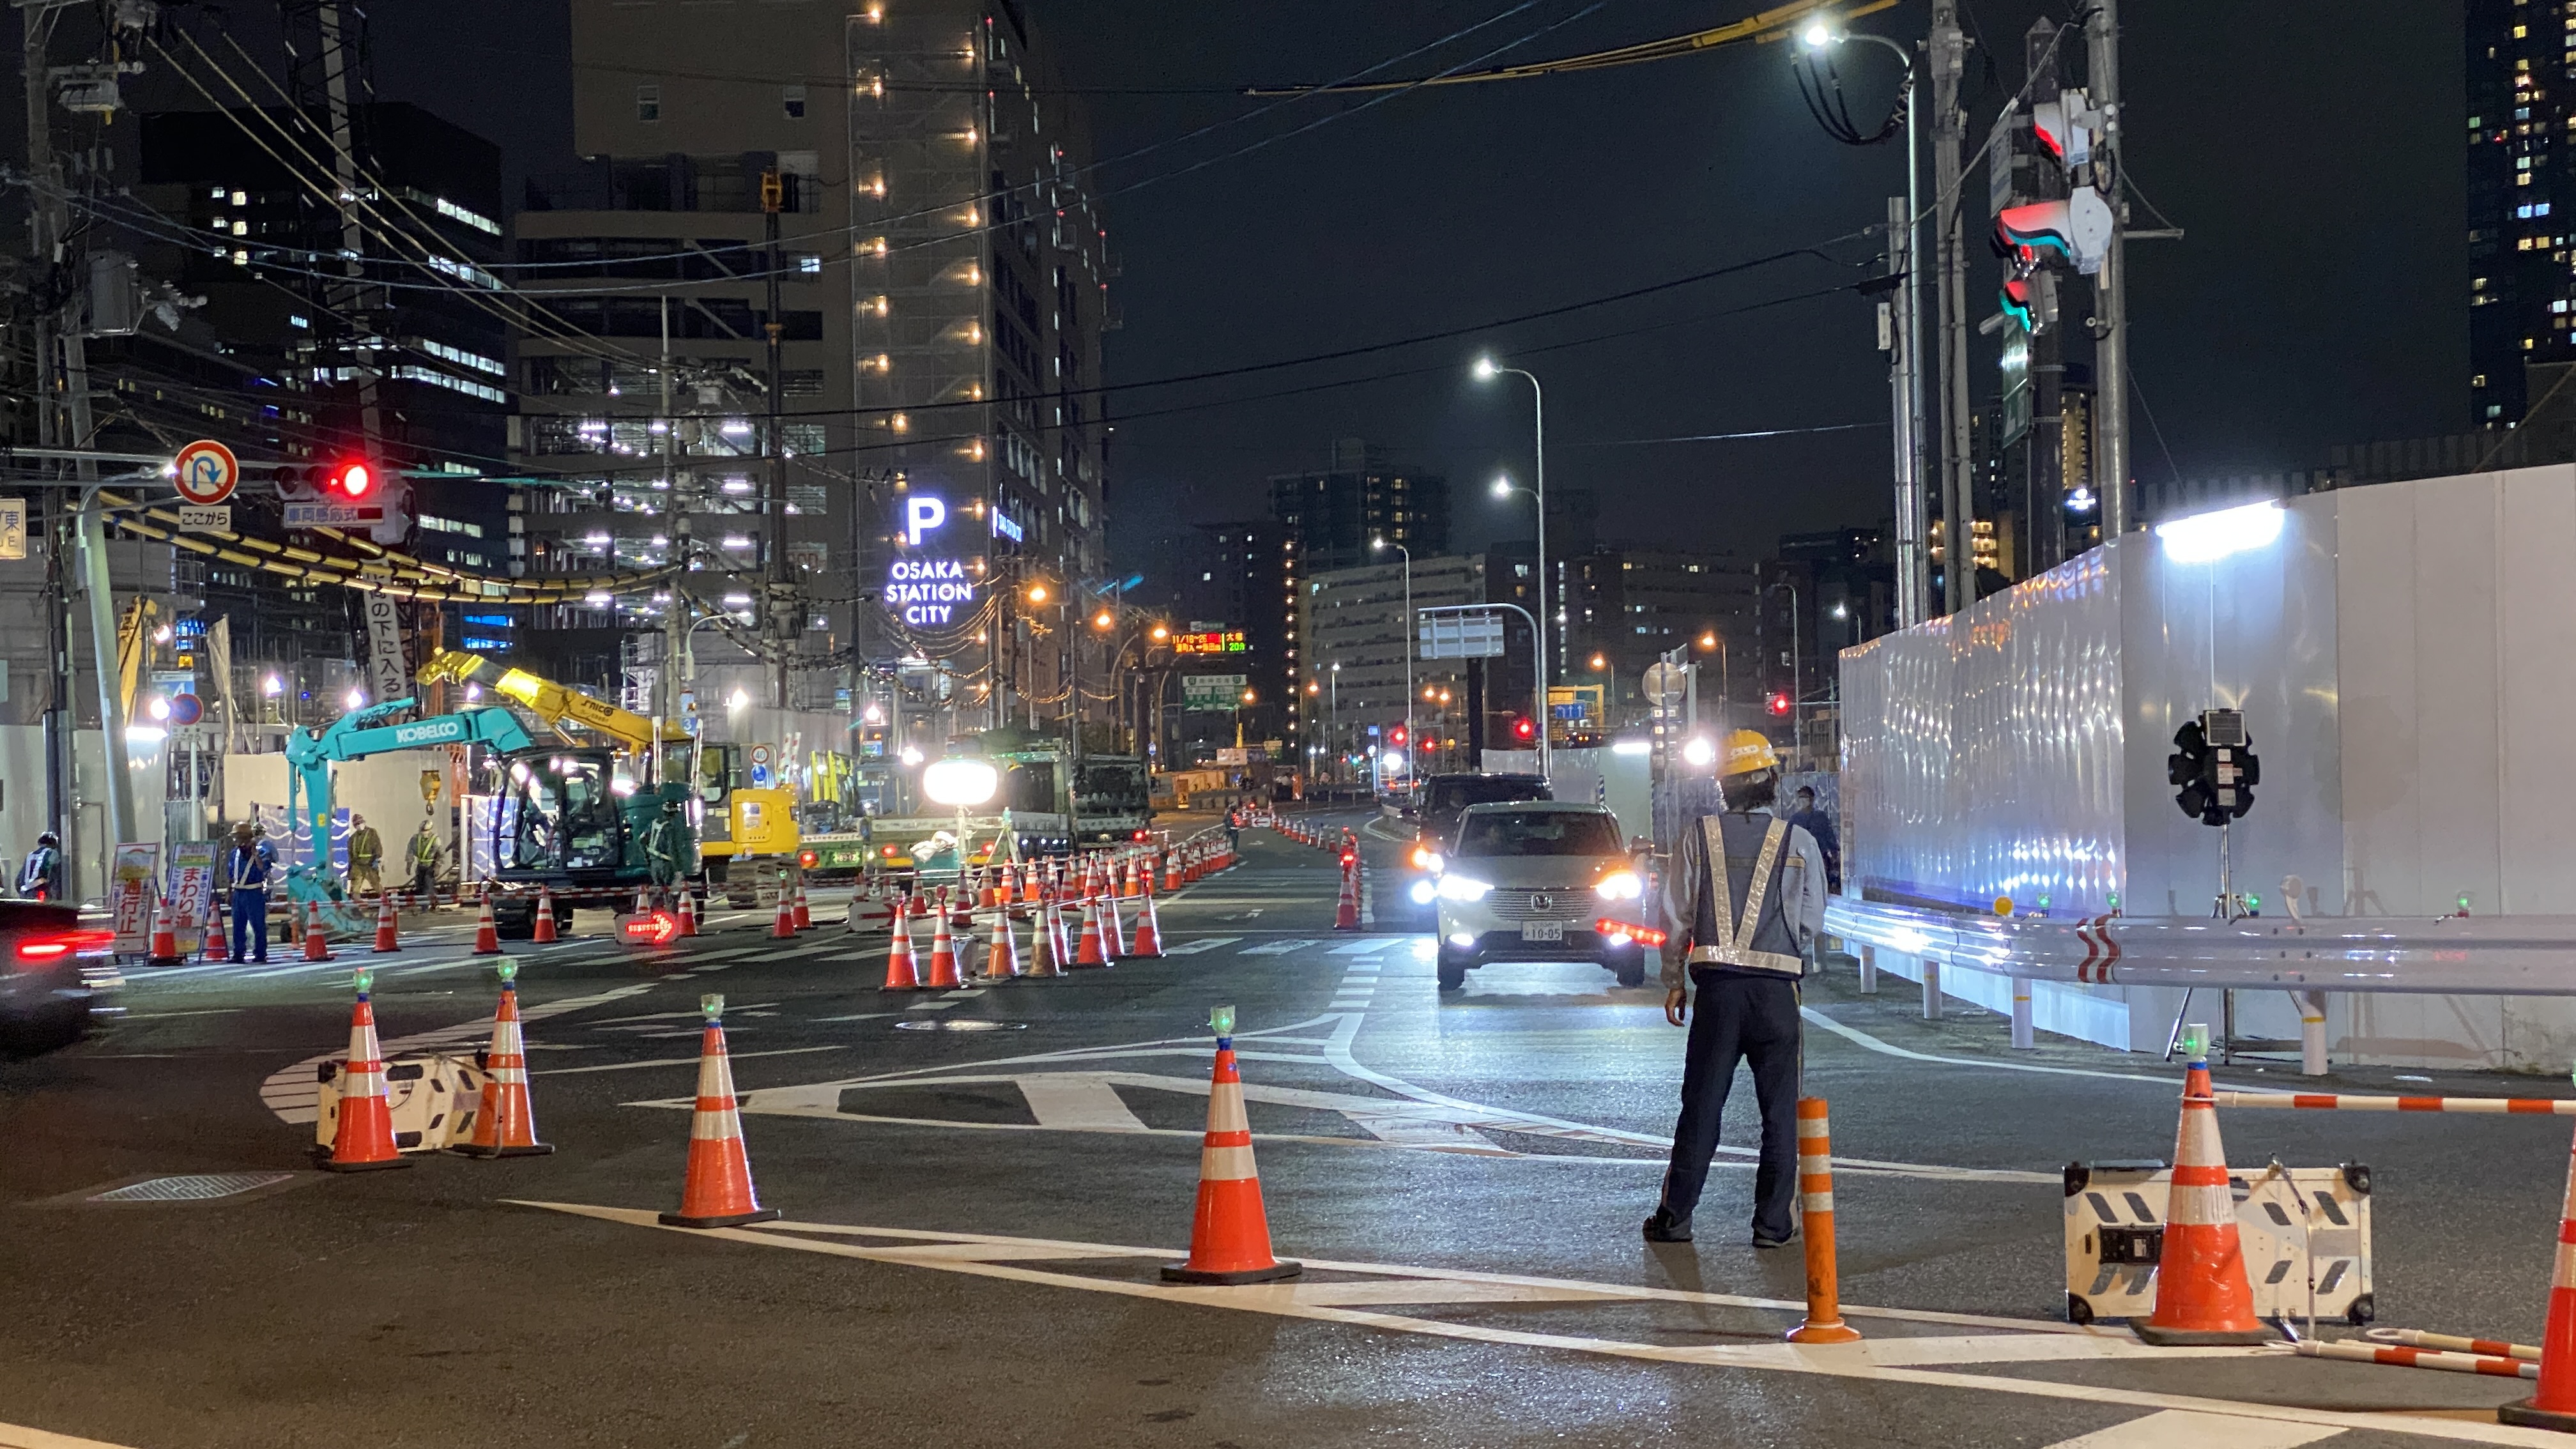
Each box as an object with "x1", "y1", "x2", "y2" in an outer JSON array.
[{"x1": 1424, "y1": 802, "x2": 1651, "y2": 992}]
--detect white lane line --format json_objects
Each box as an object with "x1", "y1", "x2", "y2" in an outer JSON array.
[
  {"x1": 2040, "y1": 1410, "x2": 2347, "y2": 1449},
  {"x1": 1803, "y1": 1009, "x2": 2226, "y2": 1087},
  {"x1": 812, "y1": 1011, "x2": 903, "y2": 1023},
  {"x1": 509, "y1": 1204, "x2": 2550, "y2": 1449},
  {"x1": 589, "y1": 1004, "x2": 781, "y2": 1026},
  {"x1": 1329, "y1": 938, "x2": 1411, "y2": 956},
  {"x1": 537, "y1": 1046, "x2": 847, "y2": 1075},
  {"x1": 906, "y1": 999, "x2": 959, "y2": 1012},
  {"x1": 1160, "y1": 937, "x2": 1240, "y2": 956},
  {"x1": 1016, "y1": 1075, "x2": 1150, "y2": 1132},
  {"x1": 1241, "y1": 940, "x2": 1321, "y2": 956},
  {"x1": 944, "y1": 988, "x2": 986, "y2": 998}
]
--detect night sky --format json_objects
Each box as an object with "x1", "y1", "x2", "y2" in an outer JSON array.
[{"x1": 341, "y1": 1, "x2": 2464, "y2": 565}]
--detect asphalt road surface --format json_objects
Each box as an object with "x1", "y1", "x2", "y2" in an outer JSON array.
[{"x1": 8, "y1": 808, "x2": 2576, "y2": 1448}]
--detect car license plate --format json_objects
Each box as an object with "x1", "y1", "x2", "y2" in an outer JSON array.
[{"x1": 1521, "y1": 921, "x2": 1564, "y2": 943}]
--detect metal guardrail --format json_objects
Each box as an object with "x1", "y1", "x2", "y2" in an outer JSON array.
[{"x1": 1823, "y1": 895, "x2": 2576, "y2": 997}]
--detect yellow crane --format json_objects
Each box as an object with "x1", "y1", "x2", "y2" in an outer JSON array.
[{"x1": 415, "y1": 650, "x2": 800, "y2": 894}]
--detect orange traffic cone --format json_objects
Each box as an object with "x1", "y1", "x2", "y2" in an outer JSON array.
[
  {"x1": 1163, "y1": 1008, "x2": 1298, "y2": 1284},
  {"x1": 1099, "y1": 894, "x2": 1129, "y2": 959},
  {"x1": 659, "y1": 994, "x2": 781, "y2": 1228},
  {"x1": 923, "y1": 910, "x2": 963, "y2": 989},
  {"x1": 1073, "y1": 898, "x2": 1108, "y2": 968},
  {"x1": 1165, "y1": 852, "x2": 1184, "y2": 893},
  {"x1": 320, "y1": 969, "x2": 411, "y2": 1172},
  {"x1": 1024, "y1": 901, "x2": 1066, "y2": 979},
  {"x1": 148, "y1": 888, "x2": 181, "y2": 965},
  {"x1": 1130, "y1": 892, "x2": 1165, "y2": 958},
  {"x1": 677, "y1": 885, "x2": 700, "y2": 937},
  {"x1": 882, "y1": 905, "x2": 923, "y2": 990},
  {"x1": 2504, "y1": 1123, "x2": 2576, "y2": 1429},
  {"x1": 372, "y1": 887, "x2": 402, "y2": 953},
  {"x1": 1120, "y1": 855, "x2": 1139, "y2": 899},
  {"x1": 982, "y1": 908, "x2": 1020, "y2": 981},
  {"x1": 202, "y1": 889, "x2": 227, "y2": 962},
  {"x1": 1333, "y1": 861, "x2": 1361, "y2": 931},
  {"x1": 771, "y1": 887, "x2": 796, "y2": 940},
  {"x1": 471, "y1": 889, "x2": 502, "y2": 955},
  {"x1": 792, "y1": 875, "x2": 813, "y2": 931},
  {"x1": 303, "y1": 900, "x2": 334, "y2": 961},
  {"x1": 531, "y1": 884, "x2": 558, "y2": 944},
  {"x1": 1020, "y1": 862, "x2": 1041, "y2": 904},
  {"x1": 2135, "y1": 1031, "x2": 2271, "y2": 1344},
  {"x1": 634, "y1": 883, "x2": 653, "y2": 916},
  {"x1": 456, "y1": 961, "x2": 553, "y2": 1158}
]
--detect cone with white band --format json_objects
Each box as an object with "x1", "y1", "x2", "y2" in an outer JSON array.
[
  {"x1": 2135, "y1": 1029, "x2": 2271, "y2": 1344},
  {"x1": 1786, "y1": 1097, "x2": 1860, "y2": 1344},
  {"x1": 792, "y1": 874, "x2": 813, "y2": 931},
  {"x1": 923, "y1": 908, "x2": 963, "y2": 989},
  {"x1": 881, "y1": 904, "x2": 923, "y2": 990},
  {"x1": 981, "y1": 905, "x2": 1020, "y2": 981},
  {"x1": 531, "y1": 884, "x2": 557, "y2": 944},
  {"x1": 303, "y1": 900, "x2": 334, "y2": 961},
  {"x1": 659, "y1": 993, "x2": 781, "y2": 1229},
  {"x1": 1098, "y1": 893, "x2": 1128, "y2": 960},
  {"x1": 1023, "y1": 900, "x2": 1066, "y2": 978},
  {"x1": 1163, "y1": 1006, "x2": 1299, "y2": 1284},
  {"x1": 2503, "y1": 1119, "x2": 2576, "y2": 1428},
  {"x1": 471, "y1": 889, "x2": 502, "y2": 954},
  {"x1": 1129, "y1": 891, "x2": 1165, "y2": 958},
  {"x1": 456, "y1": 960, "x2": 553, "y2": 1158},
  {"x1": 1072, "y1": 898, "x2": 1108, "y2": 968},
  {"x1": 677, "y1": 886, "x2": 699, "y2": 937},
  {"x1": 319, "y1": 969, "x2": 410, "y2": 1172}
]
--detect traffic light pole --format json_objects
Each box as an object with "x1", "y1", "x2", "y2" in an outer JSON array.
[
  {"x1": 2086, "y1": 0, "x2": 2132, "y2": 540},
  {"x1": 1930, "y1": 0, "x2": 1973, "y2": 615}
]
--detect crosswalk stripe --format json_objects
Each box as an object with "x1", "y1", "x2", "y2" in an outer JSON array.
[
  {"x1": 1160, "y1": 937, "x2": 1240, "y2": 956},
  {"x1": 1239, "y1": 940, "x2": 1319, "y2": 956},
  {"x1": 1328, "y1": 938, "x2": 1411, "y2": 956}
]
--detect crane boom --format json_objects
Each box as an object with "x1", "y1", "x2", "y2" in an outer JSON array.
[
  {"x1": 284, "y1": 700, "x2": 537, "y2": 858},
  {"x1": 418, "y1": 649, "x2": 686, "y2": 752}
]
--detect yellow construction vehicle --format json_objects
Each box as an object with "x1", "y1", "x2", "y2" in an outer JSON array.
[{"x1": 415, "y1": 650, "x2": 800, "y2": 901}]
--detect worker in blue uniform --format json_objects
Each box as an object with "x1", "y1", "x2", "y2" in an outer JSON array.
[
  {"x1": 1643, "y1": 730, "x2": 1828, "y2": 1247},
  {"x1": 225, "y1": 820, "x2": 278, "y2": 964}
]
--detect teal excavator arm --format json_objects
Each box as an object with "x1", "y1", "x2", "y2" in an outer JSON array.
[{"x1": 283, "y1": 700, "x2": 538, "y2": 862}]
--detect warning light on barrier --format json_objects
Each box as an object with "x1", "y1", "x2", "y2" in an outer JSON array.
[
  {"x1": 1593, "y1": 917, "x2": 1667, "y2": 948},
  {"x1": 797, "y1": 848, "x2": 819, "y2": 869},
  {"x1": 622, "y1": 910, "x2": 680, "y2": 947}
]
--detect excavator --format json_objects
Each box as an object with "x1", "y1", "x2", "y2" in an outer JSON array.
[
  {"x1": 284, "y1": 693, "x2": 696, "y2": 939},
  {"x1": 415, "y1": 650, "x2": 799, "y2": 905}
]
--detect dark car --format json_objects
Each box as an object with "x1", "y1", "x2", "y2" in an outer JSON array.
[
  {"x1": 1408, "y1": 772, "x2": 1552, "y2": 867},
  {"x1": 0, "y1": 900, "x2": 116, "y2": 1055}
]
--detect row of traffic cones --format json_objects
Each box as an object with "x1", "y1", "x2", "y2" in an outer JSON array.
[{"x1": 880, "y1": 889, "x2": 1166, "y2": 990}]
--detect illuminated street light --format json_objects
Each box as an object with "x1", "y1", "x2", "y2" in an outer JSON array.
[
  {"x1": 344, "y1": 688, "x2": 365, "y2": 710},
  {"x1": 1027, "y1": 583, "x2": 1050, "y2": 604}
]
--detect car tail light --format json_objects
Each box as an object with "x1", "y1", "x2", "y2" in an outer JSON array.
[
  {"x1": 15, "y1": 928, "x2": 115, "y2": 963},
  {"x1": 1593, "y1": 917, "x2": 1667, "y2": 948},
  {"x1": 1133, "y1": 829, "x2": 1149, "y2": 841},
  {"x1": 881, "y1": 845, "x2": 900, "y2": 857}
]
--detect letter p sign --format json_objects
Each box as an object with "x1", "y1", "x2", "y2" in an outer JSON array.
[{"x1": 903, "y1": 496, "x2": 947, "y2": 546}]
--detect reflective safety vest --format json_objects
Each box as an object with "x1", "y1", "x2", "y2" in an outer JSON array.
[{"x1": 1684, "y1": 813, "x2": 1805, "y2": 979}]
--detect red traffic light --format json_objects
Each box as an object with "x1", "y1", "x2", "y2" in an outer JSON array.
[
  {"x1": 326, "y1": 460, "x2": 375, "y2": 501},
  {"x1": 1511, "y1": 716, "x2": 1536, "y2": 742},
  {"x1": 1766, "y1": 692, "x2": 1793, "y2": 717},
  {"x1": 1390, "y1": 726, "x2": 1407, "y2": 747}
]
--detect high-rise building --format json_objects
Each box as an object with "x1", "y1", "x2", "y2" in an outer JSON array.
[
  {"x1": 1298, "y1": 555, "x2": 1508, "y2": 783},
  {"x1": 1267, "y1": 439, "x2": 1446, "y2": 744},
  {"x1": 1555, "y1": 548, "x2": 1755, "y2": 726},
  {"x1": 516, "y1": 0, "x2": 1108, "y2": 723},
  {"x1": 2469, "y1": 0, "x2": 2574, "y2": 427}
]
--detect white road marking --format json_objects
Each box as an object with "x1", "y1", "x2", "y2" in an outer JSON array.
[
  {"x1": 511, "y1": 1204, "x2": 2555, "y2": 1449},
  {"x1": 1016, "y1": 1075, "x2": 1151, "y2": 1132},
  {"x1": 0, "y1": 1416, "x2": 146, "y2": 1447},
  {"x1": 1329, "y1": 938, "x2": 1411, "y2": 956},
  {"x1": 944, "y1": 988, "x2": 986, "y2": 998},
  {"x1": 1802, "y1": 1008, "x2": 2279, "y2": 1090},
  {"x1": 536, "y1": 1045, "x2": 846, "y2": 1075},
  {"x1": 590, "y1": 1004, "x2": 781, "y2": 1026},
  {"x1": 2040, "y1": 1410, "x2": 2348, "y2": 1448},
  {"x1": 906, "y1": 1000, "x2": 959, "y2": 1012},
  {"x1": 811, "y1": 1011, "x2": 903, "y2": 1023},
  {"x1": 257, "y1": 979, "x2": 661, "y2": 1124},
  {"x1": 1241, "y1": 940, "x2": 1320, "y2": 956},
  {"x1": 1160, "y1": 937, "x2": 1240, "y2": 956}
]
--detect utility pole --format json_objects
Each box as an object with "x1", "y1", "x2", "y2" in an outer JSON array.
[
  {"x1": 24, "y1": 1, "x2": 73, "y2": 876},
  {"x1": 2086, "y1": 0, "x2": 2131, "y2": 540},
  {"x1": 2024, "y1": 18, "x2": 2067, "y2": 578},
  {"x1": 657, "y1": 295, "x2": 691, "y2": 760},
  {"x1": 760, "y1": 169, "x2": 791, "y2": 709},
  {"x1": 1885, "y1": 196, "x2": 1928, "y2": 627},
  {"x1": 1929, "y1": 0, "x2": 1974, "y2": 615},
  {"x1": 310, "y1": 2, "x2": 382, "y2": 448}
]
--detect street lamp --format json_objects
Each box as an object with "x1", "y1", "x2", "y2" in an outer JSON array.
[
  {"x1": 1764, "y1": 581, "x2": 1802, "y2": 765},
  {"x1": 1803, "y1": 20, "x2": 1930, "y2": 627},
  {"x1": 1328, "y1": 661, "x2": 1342, "y2": 786},
  {"x1": 1371, "y1": 534, "x2": 1413, "y2": 787},
  {"x1": 921, "y1": 754, "x2": 999, "y2": 879},
  {"x1": 1474, "y1": 355, "x2": 1551, "y2": 779}
]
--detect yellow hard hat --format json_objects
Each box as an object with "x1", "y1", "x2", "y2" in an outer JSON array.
[{"x1": 1718, "y1": 728, "x2": 1780, "y2": 778}]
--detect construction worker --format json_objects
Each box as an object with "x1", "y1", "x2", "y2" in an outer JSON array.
[
  {"x1": 407, "y1": 819, "x2": 443, "y2": 908},
  {"x1": 224, "y1": 821, "x2": 278, "y2": 964},
  {"x1": 644, "y1": 799, "x2": 686, "y2": 889},
  {"x1": 1642, "y1": 729, "x2": 1827, "y2": 1248},
  {"x1": 17, "y1": 831, "x2": 63, "y2": 901},
  {"x1": 346, "y1": 813, "x2": 383, "y2": 896}
]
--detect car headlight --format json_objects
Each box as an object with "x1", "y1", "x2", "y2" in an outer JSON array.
[
  {"x1": 1413, "y1": 849, "x2": 1443, "y2": 873},
  {"x1": 1594, "y1": 870, "x2": 1643, "y2": 901},
  {"x1": 1435, "y1": 874, "x2": 1493, "y2": 902},
  {"x1": 1407, "y1": 879, "x2": 1436, "y2": 905}
]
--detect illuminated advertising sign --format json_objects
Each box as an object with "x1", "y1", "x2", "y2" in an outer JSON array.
[
  {"x1": 1172, "y1": 628, "x2": 1248, "y2": 656},
  {"x1": 887, "y1": 491, "x2": 978, "y2": 627}
]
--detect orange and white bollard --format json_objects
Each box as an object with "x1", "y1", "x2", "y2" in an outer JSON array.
[
  {"x1": 303, "y1": 900, "x2": 335, "y2": 962},
  {"x1": 531, "y1": 884, "x2": 558, "y2": 944},
  {"x1": 792, "y1": 874, "x2": 813, "y2": 931},
  {"x1": 455, "y1": 960, "x2": 553, "y2": 1158},
  {"x1": 1786, "y1": 1098, "x2": 1860, "y2": 1344},
  {"x1": 372, "y1": 887, "x2": 402, "y2": 953},
  {"x1": 2135, "y1": 1027, "x2": 2272, "y2": 1345},
  {"x1": 658, "y1": 993, "x2": 781, "y2": 1229},
  {"x1": 319, "y1": 969, "x2": 410, "y2": 1172},
  {"x1": 471, "y1": 889, "x2": 502, "y2": 954}
]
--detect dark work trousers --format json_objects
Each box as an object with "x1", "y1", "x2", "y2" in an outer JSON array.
[
  {"x1": 227, "y1": 889, "x2": 270, "y2": 963},
  {"x1": 1657, "y1": 970, "x2": 1804, "y2": 1238}
]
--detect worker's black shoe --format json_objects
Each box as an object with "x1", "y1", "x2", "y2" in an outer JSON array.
[
  {"x1": 1751, "y1": 1225, "x2": 1800, "y2": 1250},
  {"x1": 1641, "y1": 1209, "x2": 1692, "y2": 1243}
]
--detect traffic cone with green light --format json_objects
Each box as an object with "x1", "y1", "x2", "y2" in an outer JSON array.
[
  {"x1": 319, "y1": 969, "x2": 410, "y2": 1172},
  {"x1": 2135, "y1": 1023, "x2": 2271, "y2": 1345},
  {"x1": 1164, "y1": 1004, "x2": 1299, "y2": 1284},
  {"x1": 456, "y1": 960, "x2": 552, "y2": 1158},
  {"x1": 660, "y1": 993, "x2": 781, "y2": 1229}
]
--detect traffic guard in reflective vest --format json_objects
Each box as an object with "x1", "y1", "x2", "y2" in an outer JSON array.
[{"x1": 1643, "y1": 730, "x2": 1827, "y2": 1246}]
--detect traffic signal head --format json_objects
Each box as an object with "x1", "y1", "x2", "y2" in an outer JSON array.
[
  {"x1": 325, "y1": 459, "x2": 374, "y2": 501},
  {"x1": 1766, "y1": 691, "x2": 1793, "y2": 717},
  {"x1": 1390, "y1": 726, "x2": 1407, "y2": 747},
  {"x1": 1511, "y1": 715, "x2": 1535, "y2": 742}
]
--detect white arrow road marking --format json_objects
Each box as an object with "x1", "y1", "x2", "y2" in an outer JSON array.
[{"x1": 511, "y1": 1205, "x2": 2545, "y2": 1447}]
